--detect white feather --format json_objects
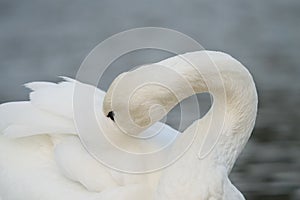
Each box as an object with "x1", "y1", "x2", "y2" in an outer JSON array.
[{"x1": 0, "y1": 102, "x2": 76, "y2": 138}]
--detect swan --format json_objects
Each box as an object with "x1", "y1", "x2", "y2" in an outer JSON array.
[{"x1": 0, "y1": 51, "x2": 257, "y2": 200}]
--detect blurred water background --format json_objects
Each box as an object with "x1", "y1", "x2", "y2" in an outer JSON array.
[{"x1": 0, "y1": 0, "x2": 299, "y2": 199}]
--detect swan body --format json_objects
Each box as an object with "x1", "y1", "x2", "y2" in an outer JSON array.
[
  {"x1": 0, "y1": 78, "x2": 159, "y2": 200},
  {"x1": 0, "y1": 51, "x2": 257, "y2": 200}
]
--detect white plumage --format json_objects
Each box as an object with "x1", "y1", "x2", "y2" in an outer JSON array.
[
  {"x1": 0, "y1": 51, "x2": 257, "y2": 200},
  {"x1": 0, "y1": 77, "x2": 173, "y2": 200}
]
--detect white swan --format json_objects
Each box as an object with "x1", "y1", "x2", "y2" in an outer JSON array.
[{"x1": 0, "y1": 51, "x2": 257, "y2": 200}]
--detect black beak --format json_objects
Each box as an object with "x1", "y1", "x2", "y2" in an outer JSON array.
[{"x1": 107, "y1": 111, "x2": 115, "y2": 122}]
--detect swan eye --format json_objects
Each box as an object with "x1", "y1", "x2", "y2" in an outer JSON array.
[{"x1": 107, "y1": 111, "x2": 115, "y2": 122}]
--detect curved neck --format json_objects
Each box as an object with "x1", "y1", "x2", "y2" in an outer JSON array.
[
  {"x1": 155, "y1": 51, "x2": 258, "y2": 172},
  {"x1": 104, "y1": 51, "x2": 257, "y2": 173}
]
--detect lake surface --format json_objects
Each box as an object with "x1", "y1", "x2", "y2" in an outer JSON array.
[{"x1": 0, "y1": 0, "x2": 299, "y2": 199}]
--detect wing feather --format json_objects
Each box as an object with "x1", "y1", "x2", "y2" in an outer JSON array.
[
  {"x1": 0, "y1": 77, "x2": 106, "y2": 138},
  {"x1": 0, "y1": 102, "x2": 76, "y2": 138}
]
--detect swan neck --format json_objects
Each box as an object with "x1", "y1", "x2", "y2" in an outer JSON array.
[{"x1": 158, "y1": 51, "x2": 258, "y2": 171}]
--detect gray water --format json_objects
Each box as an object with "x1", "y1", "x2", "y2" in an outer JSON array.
[{"x1": 0, "y1": 0, "x2": 300, "y2": 199}]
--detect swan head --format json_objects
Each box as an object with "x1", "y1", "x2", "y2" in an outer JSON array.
[{"x1": 103, "y1": 65, "x2": 181, "y2": 136}]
